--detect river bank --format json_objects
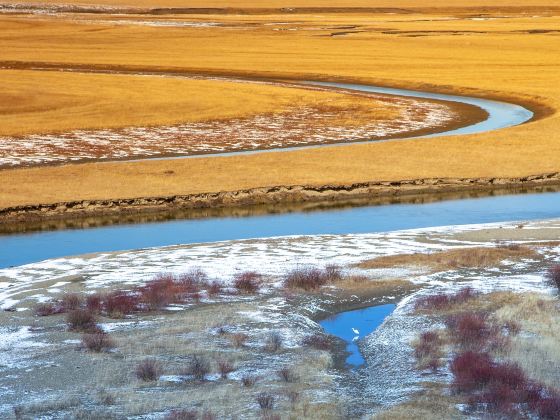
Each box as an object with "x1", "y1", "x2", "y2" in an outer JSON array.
[{"x1": 1, "y1": 172, "x2": 559, "y2": 225}]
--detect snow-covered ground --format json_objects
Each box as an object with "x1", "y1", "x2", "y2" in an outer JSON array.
[
  {"x1": 0, "y1": 219, "x2": 558, "y2": 417},
  {"x1": 1, "y1": 219, "x2": 558, "y2": 309}
]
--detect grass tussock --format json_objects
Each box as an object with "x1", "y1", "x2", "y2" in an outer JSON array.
[
  {"x1": 81, "y1": 332, "x2": 115, "y2": 352},
  {"x1": 66, "y1": 309, "x2": 99, "y2": 332},
  {"x1": 135, "y1": 359, "x2": 161, "y2": 382},
  {"x1": 358, "y1": 245, "x2": 538, "y2": 272},
  {"x1": 283, "y1": 265, "x2": 341, "y2": 291},
  {"x1": 233, "y1": 271, "x2": 261, "y2": 294},
  {"x1": 184, "y1": 356, "x2": 211, "y2": 381}
]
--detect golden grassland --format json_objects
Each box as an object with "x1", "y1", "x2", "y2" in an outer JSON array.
[
  {"x1": 0, "y1": 4, "x2": 559, "y2": 208},
  {"x1": 0, "y1": 69, "x2": 401, "y2": 136},
  {"x1": 356, "y1": 246, "x2": 539, "y2": 272},
  {"x1": 10, "y1": 0, "x2": 559, "y2": 10}
]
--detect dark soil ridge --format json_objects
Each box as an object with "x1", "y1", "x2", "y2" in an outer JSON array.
[{"x1": 1, "y1": 172, "x2": 559, "y2": 224}]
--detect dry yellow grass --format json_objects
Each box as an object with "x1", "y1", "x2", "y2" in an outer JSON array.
[
  {"x1": 0, "y1": 4, "x2": 559, "y2": 208},
  {"x1": 11, "y1": 0, "x2": 558, "y2": 9},
  {"x1": 0, "y1": 69, "x2": 399, "y2": 136},
  {"x1": 373, "y1": 383, "x2": 462, "y2": 420},
  {"x1": 356, "y1": 245, "x2": 539, "y2": 271}
]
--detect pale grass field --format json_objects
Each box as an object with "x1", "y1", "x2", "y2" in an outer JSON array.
[{"x1": 0, "y1": 2, "x2": 559, "y2": 208}]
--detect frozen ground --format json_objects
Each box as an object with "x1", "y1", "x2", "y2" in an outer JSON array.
[
  {"x1": 0, "y1": 219, "x2": 558, "y2": 418},
  {"x1": 1, "y1": 218, "x2": 558, "y2": 308}
]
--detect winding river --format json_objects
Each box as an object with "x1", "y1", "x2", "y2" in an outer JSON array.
[{"x1": 0, "y1": 79, "x2": 555, "y2": 269}]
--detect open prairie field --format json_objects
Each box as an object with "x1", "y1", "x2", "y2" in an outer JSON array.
[
  {"x1": 4, "y1": 69, "x2": 465, "y2": 166},
  {"x1": 0, "y1": 1, "x2": 559, "y2": 211}
]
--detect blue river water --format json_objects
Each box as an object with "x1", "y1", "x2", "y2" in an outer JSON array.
[
  {"x1": 1, "y1": 190, "x2": 558, "y2": 268},
  {"x1": 320, "y1": 304, "x2": 396, "y2": 367}
]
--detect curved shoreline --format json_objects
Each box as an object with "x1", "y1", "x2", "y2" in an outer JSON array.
[{"x1": 0, "y1": 64, "x2": 488, "y2": 169}]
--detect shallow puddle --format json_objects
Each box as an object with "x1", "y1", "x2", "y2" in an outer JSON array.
[{"x1": 320, "y1": 303, "x2": 395, "y2": 367}]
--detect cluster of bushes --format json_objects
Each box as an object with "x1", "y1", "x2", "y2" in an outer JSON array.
[
  {"x1": 414, "y1": 287, "x2": 478, "y2": 311},
  {"x1": 34, "y1": 269, "x2": 265, "y2": 322},
  {"x1": 451, "y1": 351, "x2": 560, "y2": 418},
  {"x1": 135, "y1": 355, "x2": 236, "y2": 383},
  {"x1": 414, "y1": 288, "x2": 560, "y2": 418},
  {"x1": 283, "y1": 265, "x2": 342, "y2": 291}
]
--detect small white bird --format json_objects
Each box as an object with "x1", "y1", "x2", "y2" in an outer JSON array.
[{"x1": 352, "y1": 328, "x2": 360, "y2": 335}]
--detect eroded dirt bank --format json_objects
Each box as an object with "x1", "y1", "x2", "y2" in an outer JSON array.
[{"x1": 1, "y1": 172, "x2": 559, "y2": 224}]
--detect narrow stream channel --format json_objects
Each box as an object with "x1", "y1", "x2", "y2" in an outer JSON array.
[{"x1": 320, "y1": 304, "x2": 396, "y2": 367}]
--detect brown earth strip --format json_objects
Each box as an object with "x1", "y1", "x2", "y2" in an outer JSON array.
[{"x1": 1, "y1": 172, "x2": 559, "y2": 224}]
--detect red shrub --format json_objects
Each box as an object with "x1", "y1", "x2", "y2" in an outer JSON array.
[
  {"x1": 241, "y1": 374, "x2": 257, "y2": 387},
  {"x1": 207, "y1": 281, "x2": 222, "y2": 297},
  {"x1": 165, "y1": 410, "x2": 198, "y2": 420},
  {"x1": 446, "y1": 312, "x2": 493, "y2": 347},
  {"x1": 414, "y1": 294, "x2": 450, "y2": 310},
  {"x1": 104, "y1": 291, "x2": 140, "y2": 317},
  {"x1": 277, "y1": 367, "x2": 297, "y2": 383},
  {"x1": 491, "y1": 362, "x2": 526, "y2": 389},
  {"x1": 450, "y1": 351, "x2": 494, "y2": 392},
  {"x1": 135, "y1": 359, "x2": 160, "y2": 381},
  {"x1": 230, "y1": 333, "x2": 248, "y2": 348},
  {"x1": 284, "y1": 267, "x2": 328, "y2": 291},
  {"x1": 86, "y1": 294, "x2": 103, "y2": 313},
  {"x1": 477, "y1": 382, "x2": 520, "y2": 414},
  {"x1": 66, "y1": 309, "x2": 98, "y2": 332},
  {"x1": 82, "y1": 332, "x2": 115, "y2": 352},
  {"x1": 535, "y1": 396, "x2": 560, "y2": 419},
  {"x1": 453, "y1": 287, "x2": 478, "y2": 303},
  {"x1": 256, "y1": 393, "x2": 274, "y2": 411},
  {"x1": 139, "y1": 274, "x2": 180, "y2": 309},
  {"x1": 217, "y1": 360, "x2": 235, "y2": 379},
  {"x1": 414, "y1": 331, "x2": 441, "y2": 357},
  {"x1": 415, "y1": 287, "x2": 478, "y2": 311},
  {"x1": 324, "y1": 264, "x2": 343, "y2": 281},
  {"x1": 185, "y1": 355, "x2": 210, "y2": 381},
  {"x1": 546, "y1": 264, "x2": 560, "y2": 292},
  {"x1": 234, "y1": 271, "x2": 261, "y2": 294},
  {"x1": 413, "y1": 331, "x2": 443, "y2": 370},
  {"x1": 177, "y1": 269, "x2": 207, "y2": 295}
]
